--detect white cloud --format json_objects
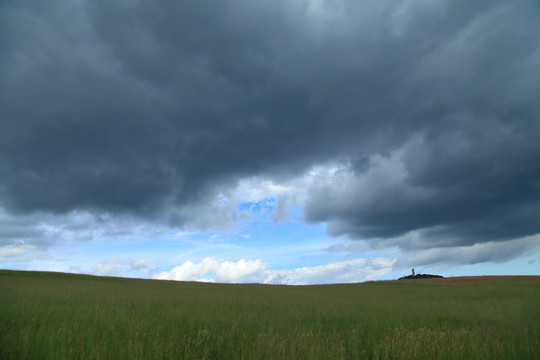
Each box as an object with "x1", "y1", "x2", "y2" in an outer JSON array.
[
  {"x1": 130, "y1": 259, "x2": 153, "y2": 270},
  {"x1": 265, "y1": 258, "x2": 395, "y2": 285},
  {"x1": 0, "y1": 242, "x2": 52, "y2": 262},
  {"x1": 232, "y1": 178, "x2": 294, "y2": 203},
  {"x1": 216, "y1": 259, "x2": 270, "y2": 283},
  {"x1": 93, "y1": 258, "x2": 155, "y2": 276},
  {"x1": 324, "y1": 240, "x2": 371, "y2": 254},
  {"x1": 152, "y1": 256, "x2": 394, "y2": 285},
  {"x1": 93, "y1": 260, "x2": 122, "y2": 276},
  {"x1": 152, "y1": 257, "x2": 268, "y2": 283}
]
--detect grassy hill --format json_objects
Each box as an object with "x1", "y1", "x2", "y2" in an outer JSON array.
[{"x1": 1, "y1": 270, "x2": 539, "y2": 359}]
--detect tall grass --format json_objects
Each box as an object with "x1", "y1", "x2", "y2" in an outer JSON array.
[{"x1": 1, "y1": 271, "x2": 538, "y2": 359}]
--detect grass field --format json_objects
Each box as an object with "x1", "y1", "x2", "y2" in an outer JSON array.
[{"x1": 1, "y1": 270, "x2": 538, "y2": 359}]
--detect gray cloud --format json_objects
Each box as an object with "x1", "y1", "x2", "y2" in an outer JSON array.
[
  {"x1": 306, "y1": 132, "x2": 540, "y2": 251},
  {"x1": 1, "y1": 0, "x2": 539, "y2": 261},
  {"x1": 0, "y1": 210, "x2": 58, "y2": 262},
  {"x1": 0, "y1": 211, "x2": 53, "y2": 249},
  {"x1": 394, "y1": 235, "x2": 540, "y2": 268},
  {"x1": 269, "y1": 195, "x2": 290, "y2": 225}
]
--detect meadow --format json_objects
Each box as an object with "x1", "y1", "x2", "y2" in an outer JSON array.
[{"x1": 0, "y1": 270, "x2": 538, "y2": 359}]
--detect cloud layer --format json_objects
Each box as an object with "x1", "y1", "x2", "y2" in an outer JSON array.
[
  {"x1": 152, "y1": 256, "x2": 394, "y2": 285},
  {"x1": 1, "y1": 0, "x2": 539, "y2": 267},
  {"x1": 93, "y1": 258, "x2": 155, "y2": 277}
]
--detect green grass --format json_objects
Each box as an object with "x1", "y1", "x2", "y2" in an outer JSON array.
[{"x1": 1, "y1": 270, "x2": 539, "y2": 359}]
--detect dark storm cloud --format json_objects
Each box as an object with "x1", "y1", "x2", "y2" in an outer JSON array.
[{"x1": 1, "y1": 0, "x2": 539, "y2": 256}]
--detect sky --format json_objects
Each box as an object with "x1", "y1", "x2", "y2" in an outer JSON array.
[{"x1": 1, "y1": 0, "x2": 539, "y2": 284}]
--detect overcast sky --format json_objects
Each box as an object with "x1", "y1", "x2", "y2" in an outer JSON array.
[{"x1": 1, "y1": 0, "x2": 539, "y2": 284}]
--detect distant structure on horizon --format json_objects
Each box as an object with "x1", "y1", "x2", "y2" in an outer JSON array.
[{"x1": 398, "y1": 271, "x2": 443, "y2": 280}]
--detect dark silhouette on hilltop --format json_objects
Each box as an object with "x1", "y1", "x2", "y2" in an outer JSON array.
[
  {"x1": 398, "y1": 274, "x2": 443, "y2": 280},
  {"x1": 398, "y1": 268, "x2": 443, "y2": 280}
]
